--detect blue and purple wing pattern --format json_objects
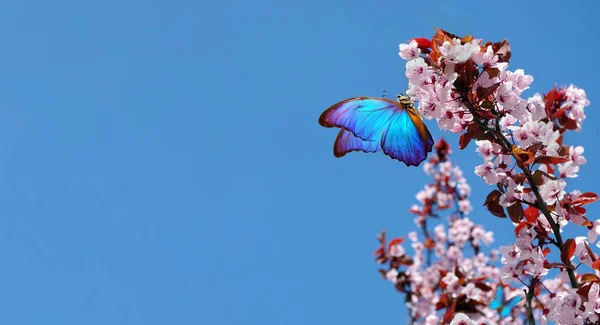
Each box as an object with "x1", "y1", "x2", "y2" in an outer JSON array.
[
  {"x1": 319, "y1": 97, "x2": 400, "y2": 141},
  {"x1": 333, "y1": 129, "x2": 381, "y2": 157},
  {"x1": 380, "y1": 108, "x2": 434, "y2": 166}
]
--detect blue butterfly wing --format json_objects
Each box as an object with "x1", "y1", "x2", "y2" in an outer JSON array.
[
  {"x1": 319, "y1": 97, "x2": 400, "y2": 141},
  {"x1": 490, "y1": 285, "x2": 505, "y2": 310},
  {"x1": 499, "y1": 295, "x2": 524, "y2": 318},
  {"x1": 334, "y1": 129, "x2": 381, "y2": 157},
  {"x1": 381, "y1": 108, "x2": 434, "y2": 166}
]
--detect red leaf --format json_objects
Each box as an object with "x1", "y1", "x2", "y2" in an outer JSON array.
[
  {"x1": 459, "y1": 133, "x2": 472, "y2": 150},
  {"x1": 593, "y1": 259, "x2": 600, "y2": 271},
  {"x1": 410, "y1": 37, "x2": 432, "y2": 51},
  {"x1": 435, "y1": 137, "x2": 450, "y2": 158},
  {"x1": 524, "y1": 207, "x2": 539, "y2": 222},
  {"x1": 484, "y1": 190, "x2": 507, "y2": 218},
  {"x1": 573, "y1": 192, "x2": 599, "y2": 206},
  {"x1": 387, "y1": 237, "x2": 405, "y2": 252},
  {"x1": 585, "y1": 241, "x2": 597, "y2": 263},
  {"x1": 533, "y1": 155, "x2": 570, "y2": 165},
  {"x1": 476, "y1": 82, "x2": 501, "y2": 101},
  {"x1": 561, "y1": 239, "x2": 576, "y2": 265},
  {"x1": 507, "y1": 202, "x2": 524, "y2": 223}
]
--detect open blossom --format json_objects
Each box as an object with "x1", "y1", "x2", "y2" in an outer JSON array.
[
  {"x1": 570, "y1": 146, "x2": 587, "y2": 166},
  {"x1": 558, "y1": 161, "x2": 579, "y2": 178},
  {"x1": 588, "y1": 220, "x2": 600, "y2": 247},
  {"x1": 499, "y1": 244, "x2": 521, "y2": 265},
  {"x1": 450, "y1": 313, "x2": 475, "y2": 325},
  {"x1": 473, "y1": 45, "x2": 508, "y2": 70},
  {"x1": 399, "y1": 40, "x2": 421, "y2": 60},
  {"x1": 475, "y1": 140, "x2": 501, "y2": 161},
  {"x1": 583, "y1": 283, "x2": 600, "y2": 322},
  {"x1": 538, "y1": 178, "x2": 567, "y2": 205},
  {"x1": 439, "y1": 38, "x2": 480, "y2": 63},
  {"x1": 475, "y1": 162, "x2": 500, "y2": 184}
]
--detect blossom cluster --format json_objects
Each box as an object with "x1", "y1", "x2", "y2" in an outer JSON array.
[
  {"x1": 375, "y1": 139, "x2": 526, "y2": 324},
  {"x1": 377, "y1": 29, "x2": 599, "y2": 325}
]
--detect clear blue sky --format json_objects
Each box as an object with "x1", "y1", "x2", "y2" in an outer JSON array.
[{"x1": 0, "y1": 0, "x2": 597, "y2": 324}]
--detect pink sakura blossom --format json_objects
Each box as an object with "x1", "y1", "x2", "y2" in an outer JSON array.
[
  {"x1": 538, "y1": 178, "x2": 566, "y2": 205},
  {"x1": 588, "y1": 219, "x2": 600, "y2": 247},
  {"x1": 389, "y1": 243, "x2": 405, "y2": 257},
  {"x1": 547, "y1": 291, "x2": 584, "y2": 324},
  {"x1": 558, "y1": 161, "x2": 579, "y2": 178},
  {"x1": 499, "y1": 244, "x2": 521, "y2": 265},
  {"x1": 405, "y1": 57, "x2": 430, "y2": 82},
  {"x1": 439, "y1": 38, "x2": 480, "y2": 63},
  {"x1": 449, "y1": 313, "x2": 475, "y2": 325},
  {"x1": 506, "y1": 69, "x2": 534, "y2": 95},
  {"x1": 471, "y1": 225, "x2": 494, "y2": 247},
  {"x1": 449, "y1": 218, "x2": 473, "y2": 247},
  {"x1": 424, "y1": 315, "x2": 439, "y2": 325},
  {"x1": 565, "y1": 85, "x2": 590, "y2": 130},
  {"x1": 398, "y1": 40, "x2": 421, "y2": 60},
  {"x1": 473, "y1": 45, "x2": 508, "y2": 70},
  {"x1": 524, "y1": 247, "x2": 548, "y2": 277},
  {"x1": 526, "y1": 93, "x2": 547, "y2": 121},
  {"x1": 475, "y1": 162, "x2": 500, "y2": 185},
  {"x1": 574, "y1": 237, "x2": 594, "y2": 267},
  {"x1": 475, "y1": 140, "x2": 502, "y2": 161},
  {"x1": 569, "y1": 145, "x2": 587, "y2": 166},
  {"x1": 583, "y1": 283, "x2": 600, "y2": 322}
]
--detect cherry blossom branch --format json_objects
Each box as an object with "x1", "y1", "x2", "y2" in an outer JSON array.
[{"x1": 462, "y1": 95, "x2": 580, "y2": 288}]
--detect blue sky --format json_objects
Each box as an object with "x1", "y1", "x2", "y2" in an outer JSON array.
[{"x1": 0, "y1": 0, "x2": 597, "y2": 324}]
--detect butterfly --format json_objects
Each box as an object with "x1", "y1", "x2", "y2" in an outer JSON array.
[
  {"x1": 490, "y1": 284, "x2": 524, "y2": 318},
  {"x1": 318, "y1": 95, "x2": 434, "y2": 166}
]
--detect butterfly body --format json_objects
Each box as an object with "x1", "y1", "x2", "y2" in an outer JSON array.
[{"x1": 318, "y1": 96, "x2": 434, "y2": 166}]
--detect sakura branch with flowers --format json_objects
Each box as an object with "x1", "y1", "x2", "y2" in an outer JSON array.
[{"x1": 376, "y1": 29, "x2": 597, "y2": 325}]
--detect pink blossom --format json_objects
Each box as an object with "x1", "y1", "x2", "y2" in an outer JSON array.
[
  {"x1": 475, "y1": 140, "x2": 501, "y2": 161},
  {"x1": 569, "y1": 146, "x2": 587, "y2": 166},
  {"x1": 439, "y1": 39, "x2": 480, "y2": 63},
  {"x1": 527, "y1": 93, "x2": 547, "y2": 121},
  {"x1": 509, "y1": 120, "x2": 541, "y2": 148},
  {"x1": 508, "y1": 69, "x2": 534, "y2": 94},
  {"x1": 449, "y1": 218, "x2": 474, "y2": 247},
  {"x1": 450, "y1": 313, "x2": 475, "y2": 325},
  {"x1": 389, "y1": 243, "x2": 405, "y2": 257},
  {"x1": 588, "y1": 220, "x2": 600, "y2": 247},
  {"x1": 473, "y1": 45, "x2": 508, "y2": 70},
  {"x1": 399, "y1": 40, "x2": 421, "y2": 60},
  {"x1": 458, "y1": 199, "x2": 472, "y2": 214},
  {"x1": 475, "y1": 162, "x2": 500, "y2": 184},
  {"x1": 405, "y1": 58, "x2": 430, "y2": 81},
  {"x1": 558, "y1": 161, "x2": 580, "y2": 178},
  {"x1": 524, "y1": 247, "x2": 548, "y2": 277},
  {"x1": 499, "y1": 244, "x2": 521, "y2": 265},
  {"x1": 471, "y1": 225, "x2": 494, "y2": 246},
  {"x1": 386, "y1": 269, "x2": 398, "y2": 283},
  {"x1": 424, "y1": 315, "x2": 439, "y2": 325},
  {"x1": 574, "y1": 237, "x2": 594, "y2": 267},
  {"x1": 583, "y1": 283, "x2": 600, "y2": 322},
  {"x1": 538, "y1": 178, "x2": 566, "y2": 205}
]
